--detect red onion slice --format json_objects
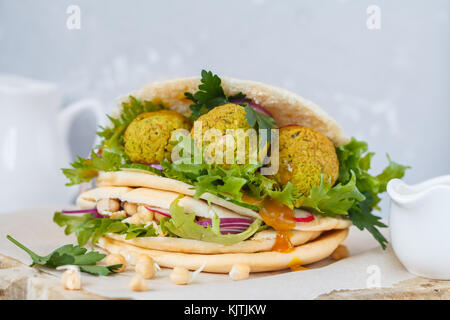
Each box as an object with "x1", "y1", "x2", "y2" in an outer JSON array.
[
  {"x1": 148, "y1": 164, "x2": 164, "y2": 171},
  {"x1": 231, "y1": 99, "x2": 273, "y2": 117},
  {"x1": 61, "y1": 209, "x2": 97, "y2": 214},
  {"x1": 61, "y1": 208, "x2": 105, "y2": 219},
  {"x1": 197, "y1": 218, "x2": 254, "y2": 228},
  {"x1": 220, "y1": 230, "x2": 247, "y2": 235},
  {"x1": 144, "y1": 206, "x2": 255, "y2": 233},
  {"x1": 220, "y1": 227, "x2": 249, "y2": 231},
  {"x1": 145, "y1": 206, "x2": 171, "y2": 217}
]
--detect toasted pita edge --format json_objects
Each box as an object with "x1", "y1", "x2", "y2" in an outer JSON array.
[{"x1": 118, "y1": 76, "x2": 349, "y2": 146}]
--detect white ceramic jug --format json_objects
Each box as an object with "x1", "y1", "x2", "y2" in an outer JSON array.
[
  {"x1": 0, "y1": 74, "x2": 104, "y2": 213},
  {"x1": 387, "y1": 175, "x2": 450, "y2": 280}
]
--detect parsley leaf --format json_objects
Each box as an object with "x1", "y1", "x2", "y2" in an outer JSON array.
[
  {"x1": 184, "y1": 70, "x2": 277, "y2": 139},
  {"x1": 6, "y1": 235, "x2": 120, "y2": 276},
  {"x1": 348, "y1": 193, "x2": 389, "y2": 249},
  {"x1": 244, "y1": 104, "x2": 278, "y2": 142},
  {"x1": 185, "y1": 70, "x2": 229, "y2": 119},
  {"x1": 335, "y1": 138, "x2": 410, "y2": 248},
  {"x1": 79, "y1": 264, "x2": 123, "y2": 276}
]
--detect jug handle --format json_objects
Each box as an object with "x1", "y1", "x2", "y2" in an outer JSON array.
[
  {"x1": 57, "y1": 99, "x2": 104, "y2": 200},
  {"x1": 57, "y1": 99, "x2": 105, "y2": 151}
]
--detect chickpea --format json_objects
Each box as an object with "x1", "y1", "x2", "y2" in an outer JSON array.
[
  {"x1": 229, "y1": 264, "x2": 250, "y2": 281},
  {"x1": 331, "y1": 245, "x2": 349, "y2": 261},
  {"x1": 97, "y1": 198, "x2": 120, "y2": 213},
  {"x1": 170, "y1": 266, "x2": 190, "y2": 285},
  {"x1": 129, "y1": 274, "x2": 147, "y2": 292},
  {"x1": 105, "y1": 253, "x2": 127, "y2": 272},
  {"x1": 137, "y1": 205, "x2": 154, "y2": 223},
  {"x1": 123, "y1": 202, "x2": 138, "y2": 215},
  {"x1": 110, "y1": 210, "x2": 126, "y2": 219},
  {"x1": 128, "y1": 214, "x2": 142, "y2": 225},
  {"x1": 61, "y1": 269, "x2": 81, "y2": 290},
  {"x1": 135, "y1": 255, "x2": 156, "y2": 279},
  {"x1": 154, "y1": 212, "x2": 165, "y2": 223}
]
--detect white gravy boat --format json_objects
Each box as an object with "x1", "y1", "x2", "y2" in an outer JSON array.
[{"x1": 387, "y1": 175, "x2": 450, "y2": 280}]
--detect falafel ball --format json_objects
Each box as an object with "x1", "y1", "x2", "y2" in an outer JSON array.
[
  {"x1": 193, "y1": 103, "x2": 252, "y2": 133},
  {"x1": 124, "y1": 110, "x2": 192, "y2": 164},
  {"x1": 191, "y1": 103, "x2": 254, "y2": 165},
  {"x1": 276, "y1": 126, "x2": 339, "y2": 197}
]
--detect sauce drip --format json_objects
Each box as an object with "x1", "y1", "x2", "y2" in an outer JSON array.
[
  {"x1": 288, "y1": 257, "x2": 309, "y2": 272},
  {"x1": 241, "y1": 193, "x2": 263, "y2": 206},
  {"x1": 272, "y1": 231, "x2": 295, "y2": 253},
  {"x1": 259, "y1": 199, "x2": 296, "y2": 231},
  {"x1": 259, "y1": 199, "x2": 296, "y2": 253},
  {"x1": 278, "y1": 161, "x2": 294, "y2": 186}
]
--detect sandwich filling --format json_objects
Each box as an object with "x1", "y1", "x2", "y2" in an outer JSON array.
[{"x1": 57, "y1": 70, "x2": 409, "y2": 251}]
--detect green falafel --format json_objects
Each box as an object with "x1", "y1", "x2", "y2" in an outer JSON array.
[
  {"x1": 191, "y1": 103, "x2": 259, "y2": 165},
  {"x1": 124, "y1": 110, "x2": 192, "y2": 164},
  {"x1": 276, "y1": 126, "x2": 339, "y2": 197},
  {"x1": 192, "y1": 103, "x2": 252, "y2": 133}
]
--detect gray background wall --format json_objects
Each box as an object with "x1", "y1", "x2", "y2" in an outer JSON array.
[{"x1": 1, "y1": 0, "x2": 449, "y2": 189}]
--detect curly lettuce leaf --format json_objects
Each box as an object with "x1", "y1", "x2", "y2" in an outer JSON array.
[
  {"x1": 299, "y1": 171, "x2": 365, "y2": 216},
  {"x1": 97, "y1": 96, "x2": 167, "y2": 145},
  {"x1": 53, "y1": 212, "x2": 157, "y2": 246},
  {"x1": 266, "y1": 182, "x2": 300, "y2": 210},
  {"x1": 164, "y1": 196, "x2": 262, "y2": 245},
  {"x1": 336, "y1": 138, "x2": 410, "y2": 209},
  {"x1": 62, "y1": 97, "x2": 166, "y2": 186},
  {"x1": 119, "y1": 163, "x2": 165, "y2": 176},
  {"x1": 162, "y1": 134, "x2": 297, "y2": 208},
  {"x1": 335, "y1": 138, "x2": 410, "y2": 248},
  {"x1": 161, "y1": 154, "x2": 297, "y2": 210},
  {"x1": 62, "y1": 150, "x2": 125, "y2": 186}
]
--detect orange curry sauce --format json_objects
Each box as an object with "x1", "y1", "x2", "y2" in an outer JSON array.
[{"x1": 258, "y1": 198, "x2": 297, "y2": 253}]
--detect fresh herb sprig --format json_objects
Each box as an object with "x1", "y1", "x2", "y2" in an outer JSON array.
[
  {"x1": 6, "y1": 235, "x2": 121, "y2": 276},
  {"x1": 185, "y1": 70, "x2": 277, "y2": 143},
  {"x1": 185, "y1": 70, "x2": 230, "y2": 120},
  {"x1": 243, "y1": 104, "x2": 278, "y2": 142}
]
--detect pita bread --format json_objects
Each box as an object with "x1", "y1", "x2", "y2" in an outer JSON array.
[
  {"x1": 97, "y1": 228, "x2": 348, "y2": 273},
  {"x1": 104, "y1": 229, "x2": 321, "y2": 254},
  {"x1": 77, "y1": 186, "x2": 245, "y2": 219},
  {"x1": 118, "y1": 77, "x2": 349, "y2": 146},
  {"x1": 76, "y1": 186, "x2": 133, "y2": 209},
  {"x1": 97, "y1": 170, "x2": 260, "y2": 218},
  {"x1": 77, "y1": 185, "x2": 352, "y2": 232}
]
